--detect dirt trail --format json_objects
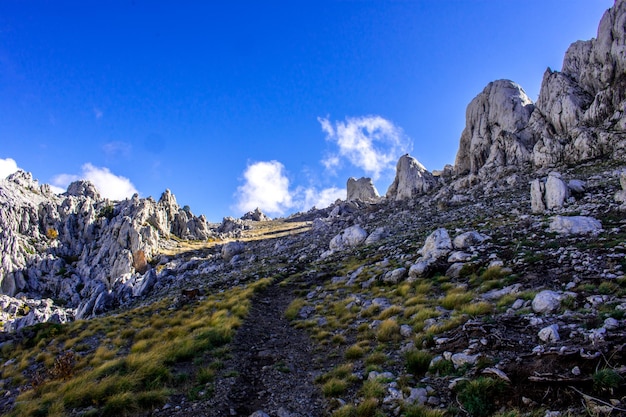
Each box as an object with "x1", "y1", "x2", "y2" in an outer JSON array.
[{"x1": 210, "y1": 281, "x2": 329, "y2": 417}]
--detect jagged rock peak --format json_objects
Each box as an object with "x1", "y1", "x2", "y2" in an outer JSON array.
[
  {"x1": 66, "y1": 180, "x2": 101, "y2": 200},
  {"x1": 386, "y1": 154, "x2": 436, "y2": 201},
  {"x1": 346, "y1": 177, "x2": 379, "y2": 202},
  {"x1": 454, "y1": 80, "x2": 535, "y2": 176},
  {"x1": 241, "y1": 207, "x2": 271, "y2": 221}
]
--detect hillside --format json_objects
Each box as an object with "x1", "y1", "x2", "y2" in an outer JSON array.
[{"x1": 2, "y1": 1, "x2": 626, "y2": 417}]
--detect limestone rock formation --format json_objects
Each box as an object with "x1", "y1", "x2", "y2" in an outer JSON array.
[
  {"x1": 0, "y1": 171, "x2": 215, "y2": 325},
  {"x1": 452, "y1": 0, "x2": 626, "y2": 176},
  {"x1": 241, "y1": 208, "x2": 271, "y2": 222},
  {"x1": 454, "y1": 80, "x2": 536, "y2": 176},
  {"x1": 346, "y1": 177, "x2": 379, "y2": 202},
  {"x1": 386, "y1": 154, "x2": 436, "y2": 201},
  {"x1": 531, "y1": 1, "x2": 626, "y2": 167}
]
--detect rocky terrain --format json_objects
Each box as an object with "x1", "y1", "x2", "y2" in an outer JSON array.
[{"x1": 2, "y1": 1, "x2": 626, "y2": 417}]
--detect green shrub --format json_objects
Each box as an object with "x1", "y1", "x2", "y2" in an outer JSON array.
[
  {"x1": 376, "y1": 319, "x2": 400, "y2": 342},
  {"x1": 405, "y1": 349, "x2": 433, "y2": 376},
  {"x1": 403, "y1": 405, "x2": 447, "y2": 417},
  {"x1": 322, "y1": 378, "x2": 348, "y2": 397},
  {"x1": 593, "y1": 368, "x2": 622, "y2": 393},
  {"x1": 285, "y1": 298, "x2": 305, "y2": 321},
  {"x1": 345, "y1": 344, "x2": 365, "y2": 360},
  {"x1": 356, "y1": 397, "x2": 379, "y2": 417},
  {"x1": 455, "y1": 377, "x2": 506, "y2": 417},
  {"x1": 360, "y1": 379, "x2": 385, "y2": 400}
]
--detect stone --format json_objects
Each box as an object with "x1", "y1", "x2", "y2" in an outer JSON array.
[
  {"x1": 409, "y1": 228, "x2": 452, "y2": 279},
  {"x1": 532, "y1": 290, "x2": 562, "y2": 314},
  {"x1": 383, "y1": 267, "x2": 407, "y2": 284},
  {"x1": 447, "y1": 251, "x2": 472, "y2": 263},
  {"x1": 249, "y1": 412, "x2": 270, "y2": 417},
  {"x1": 66, "y1": 180, "x2": 101, "y2": 200},
  {"x1": 538, "y1": 324, "x2": 560, "y2": 342},
  {"x1": 567, "y1": 179, "x2": 586, "y2": 194},
  {"x1": 445, "y1": 263, "x2": 466, "y2": 279},
  {"x1": 549, "y1": 215, "x2": 602, "y2": 235},
  {"x1": 329, "y1": 225, "x2": 368, "y2": 251},
  {"x1": 386, "y1": 154, "x2": 436, "y2": 201},
  {"x1": 364, "y1": 227, "x2": 388, "y2": 245},
  {"x1": 451, "y1": 353, "x2": 479, "y2": 368},
  {"x1": 400, "y1": 324, "x2": 413, "y2": 338},
  {"x1": 544, "y1": 173, "x2": 569, "y2": 209},
  {"x1": 530, "y1": 178, "x2": 546, "y2": 213},
  {"x1": 604, "y1": 317, "x2": 619, "y2": 330},
  {"x1": 222, "y1": 241, "x2": 245, "y2": 262},
  {"x1": 454, "y1": 80, "x2": 535, "y2": 176},
  {"x1": 346, "y1": 177, "x2": 379, "y2": 202},
  {"x1": 453, "y1": 231, "x2": 489, "y2": 249}
]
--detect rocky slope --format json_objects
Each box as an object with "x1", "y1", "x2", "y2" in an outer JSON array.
[{"x1": 1, "y1": 1, "x2": 626, "y2": 417}]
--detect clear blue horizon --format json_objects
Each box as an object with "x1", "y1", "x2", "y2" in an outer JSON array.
[{"x1": 0, "y1": 0, "x2": 614, "y2": 222}]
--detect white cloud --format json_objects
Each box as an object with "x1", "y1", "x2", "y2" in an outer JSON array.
[
  {"x1": 94, "y1": 108, "x2": 103, "y2": 119},
  {"x1": 51, "y1": 163, "x2": 138, "y2": 200},
  {"x1": 235, "y1": 161, "x2": 293, "y2": 215},
  {"x1": 302, "y1": 186, "x2": 344, "y2": 210},
  {"x1": 319, "y1": 115, "x2": 412, "y2": 179},
  {"x1": 235, "y1": 161, "x2": 347, "y2": 216},
  {"x1": 0, "y1": 157, "x2": 19, "y2": 179}
]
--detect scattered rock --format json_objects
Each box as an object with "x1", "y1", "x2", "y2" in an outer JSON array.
[
  {"x1": 549, "y1": 215, "x2": 602, "y2": 235},
  {"x1": 532, "y1": 290, "x2": 563, "y2": 314}
]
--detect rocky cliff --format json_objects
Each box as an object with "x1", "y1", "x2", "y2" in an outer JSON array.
[
  {"x1": 454, "y1": 0, "x2": 626, "y2": 179},
  {"x1": 0, "y1": 171, "x2": 213, "y2": 328}
]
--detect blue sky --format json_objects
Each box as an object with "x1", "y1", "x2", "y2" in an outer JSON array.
[{"x1": 0, "y1": 1, "x2": 613, "y2": 222}]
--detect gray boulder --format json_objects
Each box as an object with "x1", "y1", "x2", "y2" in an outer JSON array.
[
  {"x1": 222, "y1": 241, "x2": 246, "y2": 262},
  {"x1": 532, "y1": 290, "x2": 562, "y2": 314},
  {"x1": 549, "y1": 215, "x2": 602, "y2": 235},
  {"x1": 453, "y1": 231, "x2": 489, "y2": 249},
  {"x1": 329, "y1": 225, "x2": 368, "y2": 251},
  {"x1": 347, "y1": 177, "x2": 379, "y2": 202},
  {"x1": 409, "y1": 228, "x2": 452, "y2": 279},
  {"x1": 386, "y1": 154, "x2": 436, "y2": 201}
]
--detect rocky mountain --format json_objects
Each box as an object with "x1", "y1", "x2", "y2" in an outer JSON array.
[
  {"x1": 455, "y1": 0, "x2": 626, "y2": 179},
  {"x1": 1, "y1": 2, "x2": 626, "y2": 417}
]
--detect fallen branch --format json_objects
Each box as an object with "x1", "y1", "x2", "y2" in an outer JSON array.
[{"x1": 568, "y1": 385, "x2": 626, "y2": 413}]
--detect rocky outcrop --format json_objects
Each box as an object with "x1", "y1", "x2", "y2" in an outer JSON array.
[
  {"x1": 454, "y1": 80, "x2": 536, "y2": 176},
  {"x1": 0, "y1": 171, "x2": 215, "y2": 326},
  {"x1": 241, "y1": 208, "x2": 271, "y2": 222},
  {"x1": 346, "y1": 177, "x2": 379, "y2": 202},
  {"x1": 386, "y1": 155, "x2": 436, "y2": 201},
  {"x1": 453, "y1": 1, "x2": 626, "y2": 177}
]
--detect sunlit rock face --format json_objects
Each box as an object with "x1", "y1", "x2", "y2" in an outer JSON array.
[
  {"x1": 454, "y1": 80, "x2": 536, "y2": 177},
  {"x1": 386, "y1": 154, "x2": 436, "y2": 201},
  {"x1": 0, "y1": 171, "x2": 214, "y2": 324},
  {"x1": 346, "y1": 177, "x2": 379, "y2": 202}
]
